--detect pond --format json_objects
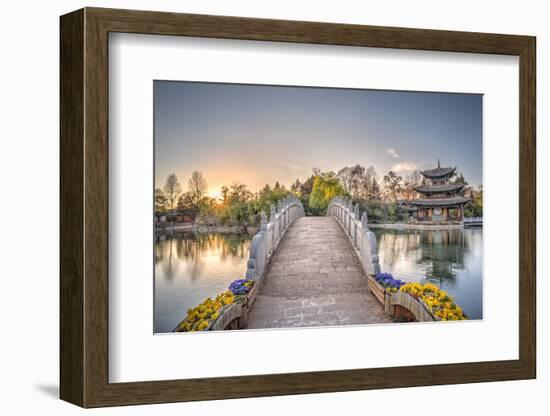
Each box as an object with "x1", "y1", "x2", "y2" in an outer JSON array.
[
  {"x1": 154, "y1": 232, "x2": 252, "y2": 333},
  {"x1": 371, "y1": 227, "x2": 483, "y2": 320}
]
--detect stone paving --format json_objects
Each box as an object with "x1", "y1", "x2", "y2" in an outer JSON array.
[{"x1": 247, "y1": 216, "x2": 390, "y2": 329}]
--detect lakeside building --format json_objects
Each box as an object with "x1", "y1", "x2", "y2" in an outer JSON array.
[{"x1": 408, "y1": 160, "x2": 470, "y2": 225}]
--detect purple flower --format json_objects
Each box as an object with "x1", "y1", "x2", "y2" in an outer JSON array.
[
  {"x1": 374, "y1": 272, "x2": 404, "y2": 289},
  {"x1": 228, "y1": 278, "x2": 255, "y2": 295}
]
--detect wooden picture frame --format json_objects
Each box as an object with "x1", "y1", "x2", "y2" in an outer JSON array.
[{"x1": 60, "y1": 7, "x2": 536, "y2": 408}]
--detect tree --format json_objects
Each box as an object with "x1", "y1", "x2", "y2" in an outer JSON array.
[
  {"x1": 406, "y1": 170, "x2": 423, "y2": 186},
  {"x1": 383, "y1": 171, "x2": 403, "y2": 202},
  {"x1": 177, "y1": 192, "x2": 196, "y2": 217},
  {"x1": 452, "y1": 172, "x2": 468, "y2": 185},
  {"x1": 291, "y1": 179, "x2": 302, "y2": 196},
  {"x1": 363, "y1": 166, "x2": 379, "y2": 199},
  {"x1": 187, "y1": 171, "x2": 208, "y2": 211},
  {"x1": 401, "y1": 170, "x2": 422, "y2": 201},
  {"x1": 309, "y1": 174, "x2": 346, "y2": 212},
  {"x1": 218, "y1": 183, "x2": 255, "y2": 226},
  {"x1": 154, "y1": 188, "x2": 168, "y2": 213},
  {"x1": 163, "y1": 173, "x2": 182, "y2": 213},
  {"x1": 220, "y1": 185, "x2": 229, "y2": 204},
  {"x1": 337, "y1": 164, "x2": 379, "y2": 200},
  {"x1": 337, "y1": 166, "x2": 354, "y2": 195},
  {"x1": 336, "y1": 164, "x2": 365, "y2": 199}
]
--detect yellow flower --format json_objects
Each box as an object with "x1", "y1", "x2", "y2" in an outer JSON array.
[{"x1": 197, "y1": 320, "x2": 210, "y2": 331}]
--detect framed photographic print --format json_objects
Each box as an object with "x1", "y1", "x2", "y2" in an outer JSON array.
[{"x1": 60, "y1": 7, "x2": 536, "y2": 408}]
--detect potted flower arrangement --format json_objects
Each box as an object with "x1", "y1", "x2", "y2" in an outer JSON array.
[
  {"x1": 174, "y1": 278, "x2": 258, "y2": 332},
  {"x1": 399, "y1": 282, "x2": 467, "y2": 321},
  {"x1": 228, "y1": 278, "x2": 255, "y2": 297},
  {"x1": 174, "y1": 290, "x2": 235, "y2": 332},
  {"x1": 368, "y1": 272, "x2": 404, "y2": 306}
]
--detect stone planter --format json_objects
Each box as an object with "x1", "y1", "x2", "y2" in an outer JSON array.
[
  {"x1": 246, "y1": 279, "x2": 261, "y2": 308},
  {"x1": 210, "y1": 303, "x2": 245, "y2": 330},
  {"x1": 385, "y1": 291, "x2": 436, "y2": 322},
  {"x1": 367, "y1": 274, "x2": 386, "y2": 306}
]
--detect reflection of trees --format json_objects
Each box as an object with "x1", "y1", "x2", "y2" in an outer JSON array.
[
  {"x1": 156, "y1": 239, "x2": 179, "y2": 281},
  {"x1": 375, "y1": 229, "x2": 471, "y2": 286},
  {"x1": 154, "y1": 232, "x2": 251, "y2": 282},
  {"x1": 418, "y1": 230, "x2": 467, "y2": 285},
  {"x1": 376, "y1": 230, "x2": 421, "y2": 270}
]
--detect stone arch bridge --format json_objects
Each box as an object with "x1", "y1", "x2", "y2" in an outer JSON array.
[{"x1": 242, "y1": 196, "x2": 390, "y2": 329}]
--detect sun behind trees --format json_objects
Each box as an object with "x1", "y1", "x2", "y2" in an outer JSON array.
[{"x1": 154, "y1": 164, "x2": 482, "y2": 229}]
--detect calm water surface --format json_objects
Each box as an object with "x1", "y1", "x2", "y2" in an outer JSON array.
[
  {"x1": 372, "y1": 227, "x2": 483, "y2": 320},
  {"x1": 155, "y1": 227, "x2": 482, "y2": 332},
  {"x1": 154, "y1": 232, "x2": 251, "y2": 333}
]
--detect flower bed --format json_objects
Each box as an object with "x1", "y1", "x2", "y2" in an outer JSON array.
[
  {"x1": 174, "y1": 278, "x2": 256, "y2": 332},
  {"x1": 368, "y1": 272, "x2": 405, "y2": 306},
  {"x1": 228, "y1": 279, "x2": 255, "y2": 296},
  {"x1": 399, "y1": 282, "x2": 467, "y2": 321},
  {"x1": 374, "y1": 272, "x2": 405, "y2": 293}
]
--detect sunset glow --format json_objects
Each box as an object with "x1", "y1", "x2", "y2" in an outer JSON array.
[{"x1": 154, "y1": 81, "x2": 482, "y2": 194}]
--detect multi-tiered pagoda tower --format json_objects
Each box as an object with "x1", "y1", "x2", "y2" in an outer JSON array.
[{"x1": 409, "y1": 160, "x2": 470, "y2": 225}]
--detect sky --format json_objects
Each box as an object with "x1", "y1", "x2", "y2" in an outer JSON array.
[{"x1": 154, "y1": 81, "x2": 482, "y2": 199}]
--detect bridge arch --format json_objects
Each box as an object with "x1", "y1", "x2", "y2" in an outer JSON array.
[{"x1": 212, "y1": 196, "x2": 390, "y2": 330}]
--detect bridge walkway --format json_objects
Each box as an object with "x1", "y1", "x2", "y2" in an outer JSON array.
[{"x1": 246, "y1": 216, "x2": 389, "y2": 329}]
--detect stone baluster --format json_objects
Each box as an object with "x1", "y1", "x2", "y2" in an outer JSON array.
[
  {"x1": 360, "y1": 212, "x2": 368, "y2": 258},
  {"x1": 270, "y1": 203, "x2": 277, "y2": 223},
  {"x1": 283, "y1": 198, "x2": 288, "y2": 230},
  {"x1": 268, "y1": 204, "x2": 276, "y2": 255},
  {"x1": 353, "y1": 204, "x2": 360, "y2": 247},
  {"x1": 347, "y1": 200, "x2": 353, "y2": 236},
  {"x1": 367, "y1": 231, "x2": 381, "y2": 275},
  {"x1": 260, "y1": 210, "x2": 267, "y2": 231},
  {"x1": 344, "y1": 199, "x2": 348, "y2": 229},
  {"x1": 277, "y1": 199, "x2": 283, "y2": 238}
]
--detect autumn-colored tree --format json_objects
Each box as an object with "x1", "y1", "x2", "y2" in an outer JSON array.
[{"x1": 154, "y1": 188, "x2": 168, "y2": 213}]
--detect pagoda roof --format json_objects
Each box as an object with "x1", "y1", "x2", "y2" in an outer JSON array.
[
  {"x1": 414, "y1": 183, "x2": 465, "y2": 194},
  {"x1": 409, "y1": 196, "x2": 470, "y2": 207},
  {"x1": 420, "y1": 166, "x2": 456, "y2": 178}
]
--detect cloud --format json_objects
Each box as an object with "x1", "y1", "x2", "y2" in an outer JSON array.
[
  {"x1": 392, "y1": 162, "x2": 418, "y2": 173},
  {"x1": 386, "y1": 148, "x2": 399, "y2": 158}
]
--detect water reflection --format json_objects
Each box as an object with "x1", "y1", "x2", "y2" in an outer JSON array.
[
  {"x1": 372, "y1": 228, "x2": 483, "y2": 319},
  {"x1": 154, "y1": 232, "x2": 251, "y2": 333}
]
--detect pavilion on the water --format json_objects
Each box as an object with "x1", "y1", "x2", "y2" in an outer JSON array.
[{"x1": 409, "y1": 160, "x2": 470, "y2": 225}]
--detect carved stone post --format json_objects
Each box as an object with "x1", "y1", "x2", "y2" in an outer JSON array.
[
  {"x1": 360, "y1": 212, "x2": 368, "y2": 260},
  {"x1": 260, "y1": 211, "x2": 267, "y2": 232},
  {"x1": 277, "y1": 199, "x2": 283, "y2": 237},
  {"x1": 367, "y1": 231, "x2": 381, "y2": 275},
  {"x1": 270, "y1": 203, "x2": 276, "y2": 223},
  {"x1": 347, "y1": 201, "x2": 353, "y2": 236},
  {"x1": 342, "y1": 198, "x2": 347, "y2": 229}
]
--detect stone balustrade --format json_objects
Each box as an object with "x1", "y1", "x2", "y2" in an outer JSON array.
[
  {"x1": 245, "y1": 195, "x2": 305, "y2": 281},
  {"x1": 326, "y1": 196, "x2": 380, "y2": 275}
]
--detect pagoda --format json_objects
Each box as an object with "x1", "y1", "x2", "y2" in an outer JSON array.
[{"x1": 409, "y1": 160, "x2": 470, "y2": 225}]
